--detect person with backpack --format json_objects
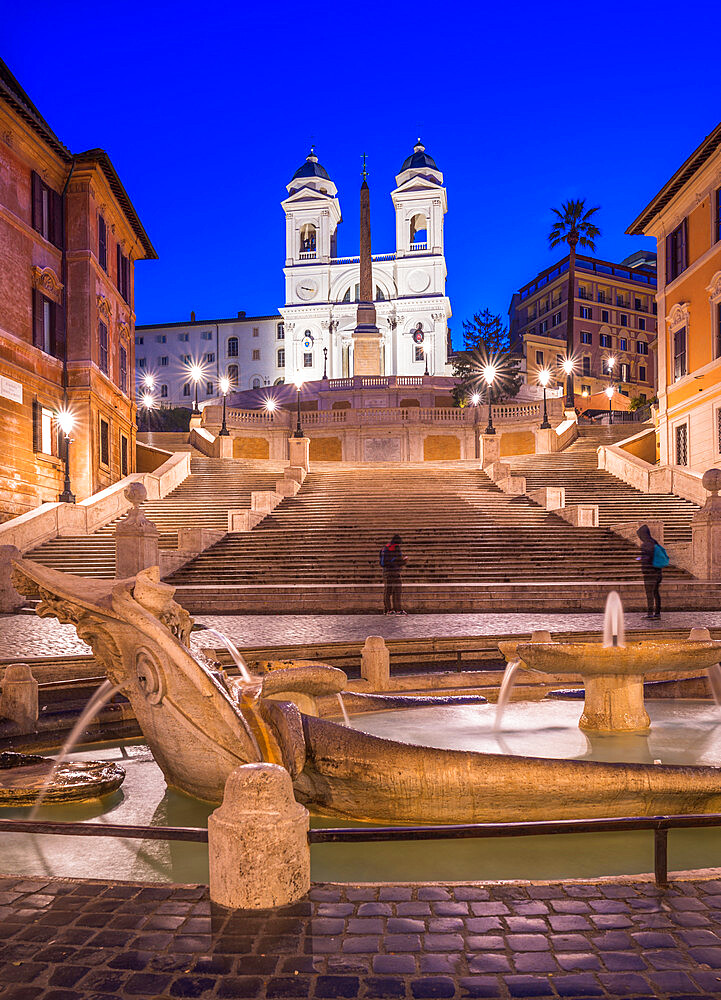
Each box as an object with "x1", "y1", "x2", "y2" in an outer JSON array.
[
  {"x1": 380, "y1": 534, "x2": 408, "y2": 615},
  {"x1": 636, "y1": 524, "x2": 669, "y2": 619}
]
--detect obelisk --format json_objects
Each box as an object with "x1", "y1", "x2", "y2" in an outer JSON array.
[{"x1": 352, "y1": 154, "x2": 382, "y2": 375}]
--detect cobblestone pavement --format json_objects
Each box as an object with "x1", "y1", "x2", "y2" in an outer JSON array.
[
  {"x1": 3, "y1": 610, "x2": 721, "y2": 660},
  {"x1": 3, "y1": 874, "x2": 721, "y2": 998}
]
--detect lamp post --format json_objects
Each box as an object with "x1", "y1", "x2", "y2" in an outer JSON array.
[
  {"x1": 605, "y1": 384, "x2": 614, "y2": 424},
  {"x1": 471, "y1": 392, "x2": 481, "y2": 459},
  {"x1": 265, "y1": 397, "x2": 277, "y2": 423},
  {"x1": 424, "y1": 348, "x2": 429, "y2": 377},
  {"x1": 140, "y1": 392, "x2": 155, "y2": 433},
  {"x1": 293, "y1": 375, "x2": 304, "y2": 438},
  {"x1": 538, "y1": 368, "x2": 552, "y2": 429},
  {"x1": 322, "y1": 347, "x2": 328, "y2": 381},
  {"x1": 218, "y1": 376, "x2": 230, "y2": 435},
  {"x1": 561, "y1": 357, "x2": 575, "y2": 410},
  {"x1": 482, "y1": 363, "x2": 497, "y2": 435},
  {"x1": 189, "y1": 364, "x2": 203, "y2": 415},
  {"x1": 57, "y1": 409, "x2": 75, "y2": 504}
]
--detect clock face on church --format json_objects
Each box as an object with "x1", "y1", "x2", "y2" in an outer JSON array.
[{"x1": 296, "y1": 279, "x2": 318, "y2": 301}]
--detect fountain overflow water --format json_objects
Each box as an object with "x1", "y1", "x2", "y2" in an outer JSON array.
[
  {"x1": 493, "y1": 659, "x2": 522, "y2": 731},
  {"x1": 194, "y1": 625, "x2": 253, "y2": 683},
  {"x1": 336, "y1": 693, "x2": 350, "y2": 726},
  {"x1": 603, "y1": 591, "x2": 625, "y2": 648}
]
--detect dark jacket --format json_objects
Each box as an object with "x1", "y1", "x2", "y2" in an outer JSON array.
[
  {"x1": 637, "y1": 526, "x2": 660, "y2": 570},
  {"x1": 381, "y1": 542, "x2": 405, "y2": 577}
]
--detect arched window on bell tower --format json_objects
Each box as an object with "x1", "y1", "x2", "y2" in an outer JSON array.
[
  {"x1": 410, "y1": 213, "x2": 428, "y2": 249},
  {"x1": 300, "y1": 223, "x2": 317, "y2": 255}
]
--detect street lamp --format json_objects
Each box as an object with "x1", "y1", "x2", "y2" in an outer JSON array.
[
  {"x1": 218, "y1": 375, "x2": 230, "y2": 436},
  {"x1": 605, "y1": 384, "x2": 614, "y2": 424},
  {"x1": 561, "y1": 357, "x2": 575, "y2": 408},
  {"x1": 140, "y1": 391, "x2": 155, "y2": 432},
  {"x1": 482, "y1": 363, "x2": 497, "y2": 435},
  {"x1": 537, "y1": 368, "x2": 552, "y2": 429},
  {"x1": 606, "y1": 355, "x2": 616, "y2": 378},
  {"x1": 265, "y1": 397, "x2": 277, "y2": 423},
  {"x1": 293, "y1": 374, "x2": 304, "y2": 438},
  {"x1": 57, "y1": 409, "x2": 75, "y2": 504},
  {"x1": 142, "y1": 372, "x2": 155, "y2": 392},
  {"x1": 470, "y1": 392, "x2": 481, "y2": 459},
  {"x1": 424, "y1": 348, "x2": 429, "y2": 377},
  {"x1": 322, "y1": 347, "x2": 328, "y2": 381},
  {"x1": 189, "y1": 363, "x2": 203, "y2": 414}
]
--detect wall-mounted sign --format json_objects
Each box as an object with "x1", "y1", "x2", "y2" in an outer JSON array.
[
  {"x1": 0, "y1": 375, "x2": 22, "y2": 405},
  {"x1": 412, "y1": 329, "x2": 425, "y2": 345},
  {"x1": 302, "y1": 336, "x2": 314, "y2": 351}
]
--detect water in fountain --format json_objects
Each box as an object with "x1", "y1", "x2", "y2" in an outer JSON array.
[
  {"x1": 193, "y1": 625, "x2": 253, "y2": 683},
  {"x1": 602, "y1": 591, "x2": 625, "y2": 648},
  {"x1": 336, "y1": 693, "x2": 350, "y2": 726},
  {"x1": 493, "y1": 659, "x2": 521, "y2": 731},
  {"x1": 707, "y1": 664, "x2": 721, "y2": 706},
  {"x1": 29, "y1": 679, "x2": 124, "y2": 819}
]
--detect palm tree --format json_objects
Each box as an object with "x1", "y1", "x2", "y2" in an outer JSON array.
[{"x1": 548, "y1": 199, "x2": 601, "y2": 407}]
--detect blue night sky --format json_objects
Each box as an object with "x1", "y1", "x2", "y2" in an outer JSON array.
[{"x1": 3, "y1": 0, "x2": 718, "y2": 347}]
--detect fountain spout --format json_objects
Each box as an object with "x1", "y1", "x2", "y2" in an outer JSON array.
[{"x1": 603, "y1": 591, "x2": 625, "y2": 649}]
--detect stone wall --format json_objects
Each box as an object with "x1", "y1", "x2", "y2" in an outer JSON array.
[{"x1": 423, "y1": 435, "x2": 461, "y2": 460}]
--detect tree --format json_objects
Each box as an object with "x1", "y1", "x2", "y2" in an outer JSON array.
[
  {"x1": 452, "y1": 309, "x2": 523, "y2": 405},
  {"x1": 548, "y1": 199, "x2": 601, "y2": 406}
]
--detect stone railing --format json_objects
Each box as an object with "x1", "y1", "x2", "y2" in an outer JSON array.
[{"x1": 597, "y1": 441, "x2": 707, "y2": 506}]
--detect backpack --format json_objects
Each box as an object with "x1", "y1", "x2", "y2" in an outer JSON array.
[
  {"x1": 379, "y1": 546, "x2": 390, "y2": 568},
  {"x1": 652, "y1": 543, "x2": 670, "y2": 568}
]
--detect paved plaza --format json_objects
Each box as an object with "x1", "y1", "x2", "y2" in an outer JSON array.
[
  {"x1": 3, "y1": 610, "x2": 721, "y2": 660},
  {"x1": 2, "y1": 873, "x2": 721, "y2": 999}
]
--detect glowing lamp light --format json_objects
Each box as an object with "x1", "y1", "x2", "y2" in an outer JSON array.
[
  {"x1": 189, "y1": 363, "x2": 203, "y2": 383},
  {"x1": 57, "y1": 409, "x2": 75, "y2": 436},
  {"x1": 607, "y1": 356, "x2": 616, "y2": 371},
  {"x1": 294, "y1": 374, "x2": 304, "y2": 390},
  {"x1": 581, "y1": 389, "x2": 589, "y2": 398},
  {"x1": 605, "y1": 385, "x2": 615, "y2": 399},
  {"x1": 482, "y1": 363, "x2": 498, "y2": 385},
  {"x1": 470, "y1": 393, "x2": 481, "y2": 406},
  {"x1": 537, "y1": 368, "x2": 552, "y2": 388},
  {"x1": 142, "y1": 373, "x2": 155, "y2": 390},
  {"x1": 141, "y1": 392, "x2": 155, "y2": 409},
  {"x1": 219, "y1": 376, "x2": 231, "y2": 395},
  {"x1": 561, "y1": 358, "x2": 575, "y2": 376},
  {"x1": 265, "y1": 398, "x2": 277, "y2": 412}
]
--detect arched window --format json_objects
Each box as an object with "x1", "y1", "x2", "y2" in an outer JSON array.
[
  {"x1": 375, "y1": 285, "x2": 385, "y2": 301},
  {"x1": 161, "y1": 384, "x2": 168, "y2": 398},
  {"x1": 227, "y1": 364, "x2": 239, "y2": 384},
  {"x1": 252, "y1": 377, "x2": 261, "y2": 389},
  {"x1": 300, "y1": 223, "x2": 317, "y2": 253},
  {"x1": 342, "y1": 287, "x2": 351, "y2": 303},
  {"x1": 227, "y1": 337, "x2": 238, "y2": 357},
  {"x1": 410, "y1": 213, "x2": 428, "y2": 246},
  {"x1": 274, "y1": 377, "x2": 285, "y2": 385}
]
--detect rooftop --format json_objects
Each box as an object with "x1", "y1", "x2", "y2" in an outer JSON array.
[{"x1": 517, "y1": 254, "x2": 657, "y2": 301}]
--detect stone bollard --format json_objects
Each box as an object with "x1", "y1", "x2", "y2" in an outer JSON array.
[
  {"x1": 0, "y1": 544, "x2": 25, "y2": 613},
  {"x1": 208, "y1": 763, "x2": 310, "y2": 909},
  {"x1": 479, "y1": 434, "x2": 501, "y2": 468},
  {"x1": 114, "y1": 483, "x2": 159, "y2": 579},
  {"x1": 361, "y1": 636, "x2": 390, "y2": 689},
  {"x1": 288, "y1": 436, "x2": 310, "y2": 472},
  {"x1": 0, "y1": 663, "x2": 39, "y2": 732},
  {"x1": 691, "y1": 470, "x2": 721, "y2": 579}
]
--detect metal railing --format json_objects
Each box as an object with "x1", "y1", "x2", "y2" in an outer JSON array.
[{"x1": 3, "y1": 812, "x2": 721, "y2": 888}]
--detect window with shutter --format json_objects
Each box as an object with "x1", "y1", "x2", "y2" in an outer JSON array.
[
  {"x1": 98, "y1": 215, "x2": 107, "y2": 271},
  {"x1": 30, "y1": 172, "x2": 63, "y2": 248},
  {"x1": 119, "y1": 346, "x2": 127, "y2": 393},
  {"x1": 120, "y1": 435, "x2": 128, "y2": 477},
  {"x1": 32, "y1": 399, "x2": 42, "y2": 452},
  {"x1": 673, "y1": 328, "x2": 687, "y2": 380},
  {"x1": 51, "y1": 300, "x2": 65, "y2": 360},
  {"x1": 99, "y1": 321, "x2": 109, "y2": 374},
  {"x1": 667, "y1": 219, "x2": 688, "y2": 282},
  {"x1": 99, "y1": 418, "x2": 110, "y2": 467}
]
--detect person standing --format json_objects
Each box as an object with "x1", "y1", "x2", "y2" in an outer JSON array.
[
  {"x1": 636, "y1": 524, "x2": 667, "y2": 619},
  {"x1": 380, "y1": 534, "x2": 408, "y2": 615}
]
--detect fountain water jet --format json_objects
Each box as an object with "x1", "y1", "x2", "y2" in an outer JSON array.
[
  {"x1": 193, "y1": 625, "x2": 253, "y2": 683},
  {"x1": 493, "y1": 660, "x2": 521, "y2": 731},
  {"x1": 336, "y1": 693, "x2": 350, "y2": 727},
  {"x1": 603, "y1": 591, "x2": 625, "y2": 648}
]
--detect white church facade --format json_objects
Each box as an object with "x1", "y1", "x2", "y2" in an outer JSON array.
[{"x1": 135, "y1": 141, "x2": 452, "y2": 405}]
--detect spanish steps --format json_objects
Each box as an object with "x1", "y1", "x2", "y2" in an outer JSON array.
[{"x1": 24, "y1": 425, "x2": 719, "y2": 613}]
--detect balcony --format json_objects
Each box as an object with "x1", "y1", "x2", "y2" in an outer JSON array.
[
  {"x1": 299, "y1": 251, "x2": 316, "y2": 260},
  {"x1": 409, "y1": 242, "x2": 428, "y2": 252}
]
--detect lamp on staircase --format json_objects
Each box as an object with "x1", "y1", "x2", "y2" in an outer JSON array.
[
  {"x1": 482, "y1": 363, "x2": 497, "y2": 435},
  {"x1": 57, "y1": 408, "x2": 75, "y2": 504},
  {"x1": 293, "y1": 374, "x2": 304, "y2": 438},
  {"x1": 561, "y1": 356, "x2": 575, "y2": 409},
  {"x1": 605, "y1": 384, "x2": 614, "y2": 424},
  {"x1": 189, "y1": 363, "x2": 203, "y2": 415},
  {"x1": 537, "y1": 368, "x2": 552, "y2": 429},
  {"x1": 219, "y1": 376, "x2": 230, "y2": 436}
]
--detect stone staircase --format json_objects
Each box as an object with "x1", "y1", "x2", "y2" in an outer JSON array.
[
  {"x1": 508, "y1": 425, "x2": 698, "y2": 545},
  {"x1": 26, "y1": 459, "x2": 284, "y2": 577},
  {"x1": 136, "y1": 431, "x2": 203, "y2": 455}
]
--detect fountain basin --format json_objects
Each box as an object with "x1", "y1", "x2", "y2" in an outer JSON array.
[
  {"x1": 0, "y1": 752, "x2": 124, "y2": 806},
  {"x1": 517, "y1": 640, "x2": 721, "y2": 732}
]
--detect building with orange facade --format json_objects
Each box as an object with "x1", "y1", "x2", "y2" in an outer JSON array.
[
  {"x1": 627, "y1": 125, "x2": 721, "y2": 472},
  {"x1": 0, "y1": 59, "x2": 156, "y2": 521}
]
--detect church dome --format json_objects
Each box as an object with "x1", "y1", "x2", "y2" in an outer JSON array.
[
  {"x1": 291, "y1": 147, "x2": 331, "y2": 181},
  {"x1": 400, "y1": 139, "x2": 438, "y2": 172}
]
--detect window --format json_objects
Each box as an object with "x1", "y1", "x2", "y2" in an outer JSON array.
[
  {"x1": 578, "y1": 287, "x2": 588, "y2": 300},
  {"x1": 619, "y1": 339, "x2": 627, "y2": 351},
  {"x1": 120, "y1": 434, "x2": 128, "y2": 477},
  {"x1": 582, "y1": 357, "x2": 591, "y2": 375},
  {"x1": 228, "y1": 364, "x2": 238, "y2": 384},
  {"x1": 539, "y1": 320, "x2": 548, "y2": 333},
  {"x1": 99, "y1": 418, "x2": 110, "y2": 467},
  {"x1": 252, "y1": 377, "x2": 261, "y2": 389},
  {"x1": 616, "y1": 295, "x2": 629, "y2": 308},
  {"x1": 116, "y1": 245, "x2": 130, "y2": 303},
  {"x1": 277, "y1": 323, "x2": 285, "y2": 340},
  {"x1": 32, "y1": 290, "x2": 64, "y2": 357},
  {"x1": 156, "y1": 335, "x2": 166, "y2": 343},
  {"x1": 415, "y1": 345, "x2": 425, "y2": 362},
  {"x1": 620, "y1": 363, "x2": 630, "y2": 382},
  {"x1": 673, "y1": 327, "x2": 687, "y2": 380},
  {"x1": 581, "y1": 384, "x2": 591, "y2": 394},
  {"x1": 252, "y1": 349, "x2": 260, "y2": 361},
  {"x1": 580, "y1": 306, "x2": 592, "y2": 319},
  {"x1": 581, "y1": 331, "x2": 592, "y2": 345},
  {"x1": 598, "y1": 291, "x2": 607, "y2": 304},
  {"x1": 98, "y1": 321, "x2": 108, "y2": 374},
  {"x1": 138, "y1": 357, "x2": 146, "y2": 368},
  {"x1": 619, "y1": 314, "x2": 628, "y2": 327},
  {"x1": 638, "y1": 317, "x2": 646, "y2": 331},
  {"x1": 206, "y1": 382, "x2": 213, "y2": 395},
  {"x1": 178, "y1": 333, "x2": 189, "y2": 342},
  {"x1": 303, "y1": 353, "x2": 313, "y2": 367},
  {"x1": 181, "y1": 354, "x2": 191, "y2": 364},
  {"x1": 675, "y1": 423, "x2": 688, "y2": 466},
  {"x1": 119, "y1": 346, "x2": 127, "y2": 393},
  {"x1": 636, "y1": 341, "x2": 648, "y2": 355},
  {"x1": 161, "y1": 384, "x2": 168, "y2": 398},
  {"x1": 135, "y1": 336, "x2": 144, "y2": 345},
  {"x1": 32, "y1": 402, "x2": 60, "y2": 456},
  {"x1": 204, "y1": 353, "x2": 215, "y2": 363},
  {"x1": 635, "y1": 298, "x2": 643, "y2": 311},
  {"x1": 552, "y1": 311, "x2": 562, "y2": 326},
  {"x1": 600, "y1": 333, "x2": 612, "y2": 348},
  {"x1": 601, "y1": 309, "x2": 609, "y2": 323},
  {"x1": 98, "y1": 215, "x2": 107, "y2": 271},
  {"x1": 253, "y1": 327, "x2": 259, "y2": 337},
  {"x1": 31, "y1": 172, "x2": 63, "y2": 248},
  {"x1": 201, "y1": 331, "x2": 212, "y2": 340},
  {"x1": 666, "y1": 219, "x2": 688, "y2": 282},
  {"x1": 183, "y1": 384, "x2": 190, "y2": 396},
  {"x1": 159, "y1": 356, "x2": 168, "y2": 366},
  {"x1": 277, "y1": 348, "x2": 285, "y2": 367},
  {"x1": 376, "y1": 285, "x2": 386, "y2": 301},
  {"x1": 535, "y1": 350, "x2": 544, "y2": 366},
  {"x1": 639, "y1": 366, "x2": 647, "y2": 382},
  {"x1": 227, "y1": 337, "x2": 239, "y2": 357}
]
